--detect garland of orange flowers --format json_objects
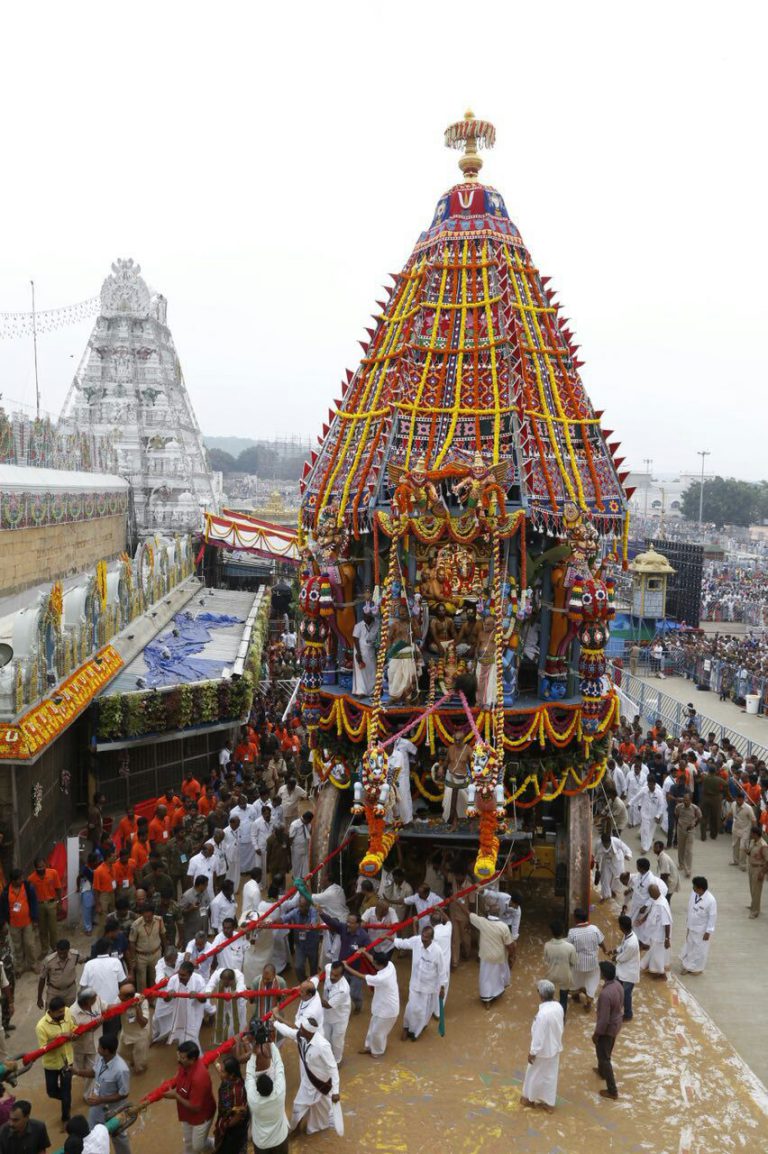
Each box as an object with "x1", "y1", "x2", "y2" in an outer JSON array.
[
  {"x1": 368, "y1": 529, "x2": 403, "y2": 745},
  {"x1": 622, "y1": 509, "x2": 630, "y2": 571}
]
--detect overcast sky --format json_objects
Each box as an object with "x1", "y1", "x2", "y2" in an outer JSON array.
[{"x1": 0, "y1": 1, "x2": 765, "y2": 481}]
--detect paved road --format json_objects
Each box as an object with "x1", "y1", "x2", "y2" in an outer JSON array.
[
  {"x1": 626, "y1": 669, "x2": 768, "y2": 754},
  {"x1": 617, "y1": 812, "x2": 768, "y2": 1089},
  {"x1": 619, "y1": 669, "x2": 768, "y2": 1085}
]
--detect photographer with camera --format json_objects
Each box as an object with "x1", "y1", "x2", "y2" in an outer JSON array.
[{"x1": 243, "y1": 1020, "x2": 289, "y2": 1154}]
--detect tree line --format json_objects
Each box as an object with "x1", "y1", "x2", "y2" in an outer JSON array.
[
  {"x1": 681, "y1": 477, "x2": 768, "y2": 528},
  {"x1": 207, "y1": 443, "x2": 308, "y2": 480}
]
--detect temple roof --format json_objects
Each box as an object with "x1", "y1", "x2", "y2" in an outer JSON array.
[{"x1": 301, "y1": 114, "x2": 628, "y2": 538}]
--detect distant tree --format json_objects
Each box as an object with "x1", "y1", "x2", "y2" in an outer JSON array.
[
  {"x1": 681, "y1": 476, "x2": 763, "y2": 528},
  {"x1": 237, "y1": 445, "x2": 280, "y2": 476},
  {"x1": 208, "y1": 447, "x2": 237, "y2": 474}
]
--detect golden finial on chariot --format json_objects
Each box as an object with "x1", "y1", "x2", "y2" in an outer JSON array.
[{"x1": 444, "y1": 109, "x2": 496, "y2": 181}]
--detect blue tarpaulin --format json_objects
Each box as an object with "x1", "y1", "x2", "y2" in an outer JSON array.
[{"x1": 142, "y1": 611, "x2": 245, "y2": 687}]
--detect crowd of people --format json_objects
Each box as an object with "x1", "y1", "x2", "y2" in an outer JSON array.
[
  {"x1": 0, "y1": 674, "x2": 765, "y2": 1142},
  {"x1": 700, "y1": 564, "x2": 768, "y2": 626}
]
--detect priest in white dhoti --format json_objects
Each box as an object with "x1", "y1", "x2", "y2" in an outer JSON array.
[
  {"x1": 163, "y1": 961, "x2": 207, "y2": 1046},
  {"x1": 637, "y1": 884, "x2": 672, "y2": 977},
  {"x1": 150, "y1": 948, "x2": 181, "y2": 1041},
  {"x1": 239, "y1": 869, "x2": 263, "y2": 924},
  {"x1": 392, "y1": 925, "x2": 447, "y2": 1040},
  {"x1": 594, "y1": 832, "x2": 633, "y2": 901},
  {"x1": 468, "y1": 909, "x2": 514, "y2": 1005},
  {"x1": 680, "y1": 876, "x2": 717, "y2": 975},
  {"x1": 389, "y1": 737, "x2": 418, "y2": 825},
  {"x1": 520, "y1": 980, "x2": 564, "y2": 1111},
  {"x1": 272, "y1": 1015, "x2": 343, "y2": 1136},
  {"x1": 352, "y1": 609, "x2": 378, "y2": 697},
  {"x1": 230, "y1": 800, "x2": 256, "y2": 875},
  {"x1": 638, "y1": 779, "x2": 666, "y2": 853},
  {"x1": 204, "y1": 965, "x2": 247, "y2": 1043}
]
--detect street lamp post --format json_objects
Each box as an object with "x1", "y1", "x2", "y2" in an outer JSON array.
[
  {"x1": 643, "y1": 457, "x2": 653, "y2": 518},
  {"x1": 696, "y1": 451, "x2": 710, "y2": 526}
]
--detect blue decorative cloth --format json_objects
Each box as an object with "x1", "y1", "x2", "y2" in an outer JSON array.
[{"x1": 141, "y1": 611, "x2": 244, "y2": 686}]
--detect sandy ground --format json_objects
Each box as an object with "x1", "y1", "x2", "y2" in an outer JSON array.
[{"x1": 9, "y1": 879, "x2": 768, "y2": 1154}]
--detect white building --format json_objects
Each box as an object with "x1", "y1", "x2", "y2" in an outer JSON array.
[{"x1": 59, "y1": 259, "x2": 217, "y2": 540}]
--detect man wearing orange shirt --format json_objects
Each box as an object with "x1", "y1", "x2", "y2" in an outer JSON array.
[
  {"x1": 116, "y1": 808, "x2": 137, "y2": 849},
  {"x1": 181, "y1": 773, "x2": 203, "y2": 802},
  {"x1": 197, "y1": 790, "x2": 215, "y2": 819},
  {"x1": 618, "y1": 739, "x2": 636, "y2": 764},
  {"x1": 130, "y1": 834, "x2": 151, "y2": 873},
  {"x1": 93, "y1": 853, "x2": 117, "y2": 922},
  {"x1": 28, "y1": 859, "x2": 62, "y2": 956},
  {"x1": 148, "y1": 805, "x2": 171, "y2": 856},
  {"x1": 163, "y1": 788, "x2": 183, "y2": 811},
  {"x1": 1, "y1": 868, "x2": 39, "y2": 974},
  {"x1": 114, "y1": 849, "x2": 137, "y2": 906}
]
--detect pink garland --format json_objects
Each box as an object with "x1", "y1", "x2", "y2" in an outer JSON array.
[
  {"x1": 379, "y1": 693, "x2": 452, "y2": 749},
  {"x1": 457, "y1": 690, "x2": 483, "y2": 743}
]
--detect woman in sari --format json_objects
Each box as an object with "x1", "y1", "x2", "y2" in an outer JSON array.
[{"x1": 213, "y1": 1057, "x2": 249, "y2": 1154}]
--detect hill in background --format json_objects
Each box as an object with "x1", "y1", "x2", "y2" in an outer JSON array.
[{"x1": 204, "y1": 434, "x2": 310, "y2": 480}]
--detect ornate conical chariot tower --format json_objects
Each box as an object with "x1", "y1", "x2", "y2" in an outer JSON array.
[{"x1": 299, "y1": 114, "x2": 629, "y2": 904}]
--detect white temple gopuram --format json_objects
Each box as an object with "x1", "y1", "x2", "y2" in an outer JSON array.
[{"x1": 59, "y1": 258, "x2": 217, "y2": 541}]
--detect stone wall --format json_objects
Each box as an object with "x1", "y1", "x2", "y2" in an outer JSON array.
[{"x1": 0, "y1": 514, "x2": 127, "y2": 597}]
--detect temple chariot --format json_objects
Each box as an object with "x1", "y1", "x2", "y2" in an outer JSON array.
[{"x1": 296, "y1": 113, "x2": 631, "y2": 913}]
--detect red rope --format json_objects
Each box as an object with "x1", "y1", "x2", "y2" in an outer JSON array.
[{"x1": 16, "y1": 834, "x2": 353, "y2": 1067}]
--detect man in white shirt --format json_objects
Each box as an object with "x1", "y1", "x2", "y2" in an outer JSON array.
[
  {"x1": 210, "y1": 917, "x2": 246, "y2": 974},
  {"x1": 240, "y1": 869, "x2": 263, "y2": 923},
  {"x1": 358, "y1": 950, "x2": 400, "y2": 1057},
  {"x1": 378, "y1": 868, "x2": 413, "y2": 927},
  {"x1": 250, "y1": 807, "x2": 272, "y2": 876},
  {"x1": 184, "y1": 930, "x2": 214, "y2": 982},
  {"x1": 312, "y1": 961, "x2": 351, "y2": 1064},
  {"x1": 520, "y1": 980, "x2": 564, "y2": 1112},
  {"x1": 638, "y1": 778, "x2": 666, "y2": 853},
  {"x1": 218, "y1": 746, "x2": 231, "y2": 771},
  {"x1": 613, "y1": 914, "x2": 640, "y2": 1020},
  {"x1": 637, "y1": 884, "x2": 672, "y2": 978},
  {"x1": 221, "y1": 817, "x2": 241, "y2": 892},
  {"x1": 277, "y1": 778, "x2": 308, "y2": 825},
  {"x1": 361, "y1": 902, "x2": 397, "y2": 956},
  {"x1": 402, "y1": 884, "x2": 441, "y2": 930},
  {"x1": 624, "y1": 859, "x2": 668, "y2": 946},
  {"x1": 626, "y1": 763, "x2": 648, "y2": 827},
  {"x1": 186, "y1": 844, "x2": 216, "y2": 904},
  {"x1": 208, "y1": 880, "x2": 237, "y2": 934},
  {"x1": 272, "y1": 1015, "x2": 342, "y2": 1136},
  {"x1": 204, "y1": 965, "x2": 247, "y2": 1042},
  {"x1": 79, "y1": 941, "x2": 126, "y2": 1006},
  {"x1": 294, "y1": 980, "x2": 325, "y2": 1033},
  {"x1": 230, "y1": 799, "x2": 257, "y2": 874},
  {"x1": 245, "y1": 1038, "x2": 289, "y2": 1153},
  {"x1": 392, "y1": 925, "x2": 447, "y2": 1041},
  {"x1": 289, "y1": 813, "x2": 313, "y2": 880},
  {"x1": 429, "y1": 912, "x2": 453, "y2": 1013},
  {"x1": 680, "y1": 876, "x2": 717, "y2": 974},
  {"x1": 594, "y1": 832, "x2": 633, "y2": 901},
  {"x1": 162, "y1": 960, "x2": 207, "y2": 1046}
]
